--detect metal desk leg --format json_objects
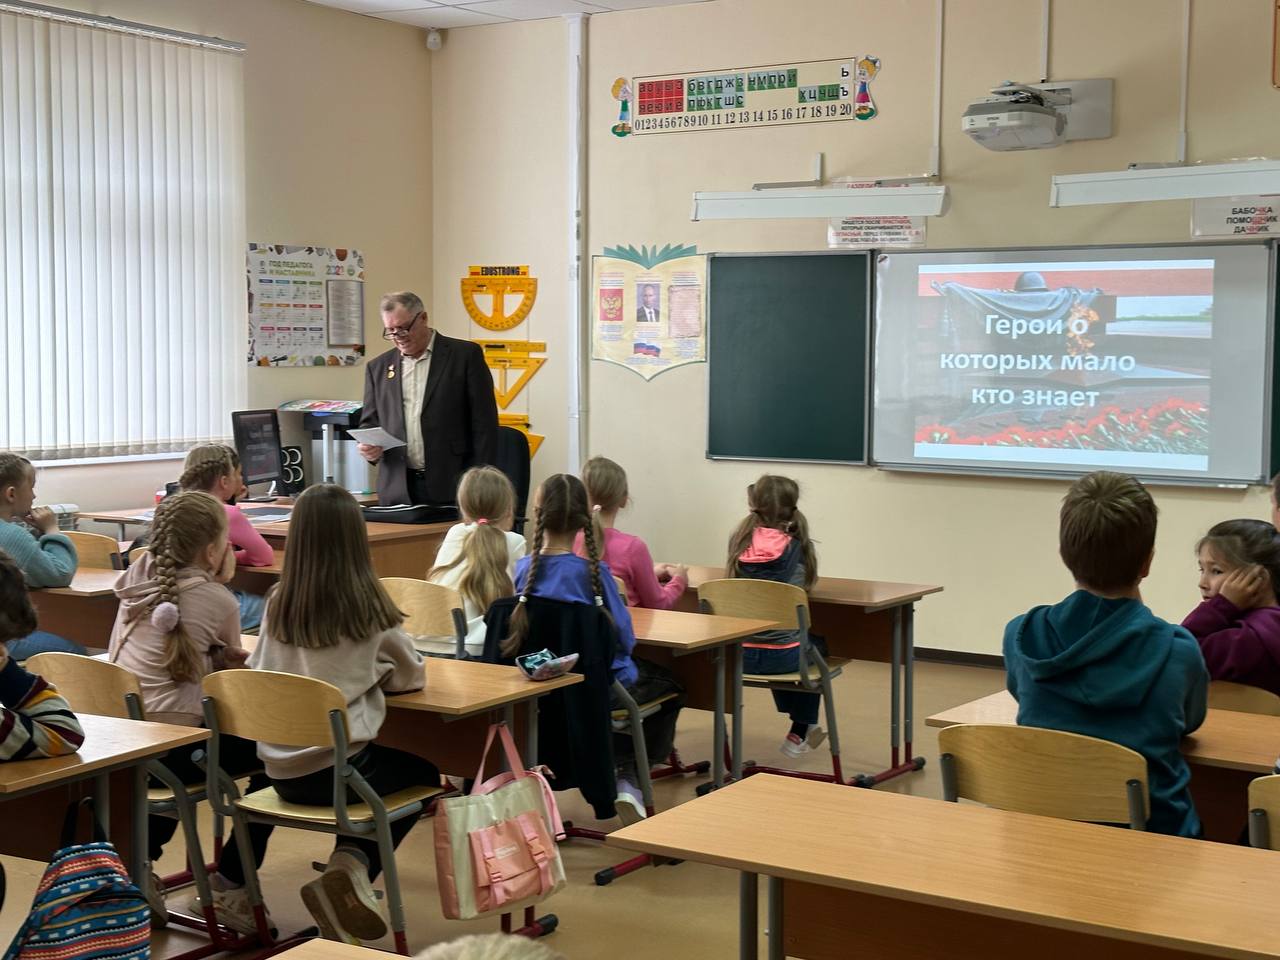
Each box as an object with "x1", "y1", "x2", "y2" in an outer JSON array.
[
  {"x1": 890, "y1": 606, "x2": 902, "y2": 769},
  {"x1": 740, "y1": 871, "x2": 758, "y2": 960},
  {"x1": 712, "y1": 646, "x2": 725, "y2": 788},
  {"x1": 94, "y1": 772, "x2": 111, "y2": 831},
  {"x1": 525, "y1": 698, "x2": 539, "y2": 766},
  {"x1": 855, "y1": 603, "x2": 926, "y2": 786},
  {"x1": 766, "y1": 875, "x2": 783, "y2": 960},
  {"x1": 732, "y1": 642, "x2": 744, "y2": 783},
  {"x1": 904, "y1": 602, "x2": 915, "y2": 767},
  {"x1": 130, "y1": 764, "x2": 149, "y2": 885}
]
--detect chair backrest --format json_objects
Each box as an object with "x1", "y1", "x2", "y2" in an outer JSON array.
[
  {"x1": 697, "y1": 578, "x2": 807, "y2": 630},
  {"x1": 494, "y1": 426, "x2": 531, "y2": 533},
  {"x1": 381, "y1": 577, "x2": 465, "y2": 640},
  {"x1": 938, "y1": 723, "x2": 1148, "y2": 828},
  {"x1": 1248, "y1": 774, "x2": 1280, "y2": 848},
  {"x1": 127, "y1": 545, "x2": 149, "y2": 565},
  {"x1": 64, "y1": 530, "x2": 123, "y2": 570},
  {"x1": 1208, "y1": 680, "x2": 1280, "y2": 716},
  {"x1": 24, "y1": 653, "x2": 142, "y2": 720},
  {"x1": 612, "y1": 575, "x2": 629, "y2": 605},
  {"x1": 202, "y1": 670, "x2": 346, "y2": 747}
]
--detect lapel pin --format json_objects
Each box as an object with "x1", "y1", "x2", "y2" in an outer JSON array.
[{"x1": 388, "y1": 366, "x2": 396, "y2": 380}]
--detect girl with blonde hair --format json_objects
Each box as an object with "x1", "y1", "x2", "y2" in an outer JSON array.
[
  {"x1": 109, "y1": 490, "x2": 273, "y2": 933},
  {"x1": 250, "y1": 484, "x2": 439, "y2": 944},
  {"x1": 428, "y1": 466, "x2": 525, "y2": 655}
]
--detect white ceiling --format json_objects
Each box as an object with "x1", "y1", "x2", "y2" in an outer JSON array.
[{"x1": 304, "y1": 0, "x2": 709, "y2": 29}]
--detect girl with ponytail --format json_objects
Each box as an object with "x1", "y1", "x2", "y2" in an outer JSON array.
[
  {"x1": 506, "y1": 473, "x2": 684, "y2": 826},
  {"x1": 428, "y1": 467, "x2": 525, "y2": 656},
  {"x1": 109, "y1": 490, "x2": 274, "y2": 932}
]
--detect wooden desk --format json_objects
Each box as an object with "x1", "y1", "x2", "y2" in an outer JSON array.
[
  {"x1": 609, "y1": 774, "x2": 1280, "y2": 960},
  {"x1": 270, "y1": 941, "x2": 387, "y2": 960},
  {"x1": 678, "y1": 565, "x2": 943, "y2": 786},
  {"x1": 30, "y1": 568, "x2": 122, "y2": 650},
  {"x1": 926, "y1": 691, "x2": 1280, "y2": 841},
  {"x1": 81, "y1": 504, "x2": 449, "y2": 580},
  {"x1": 631, "y1": 607, "x2": 780, "y2": 788},
  {"x1": 0, "y1": 714, "x2": 207, "y2": 881}
]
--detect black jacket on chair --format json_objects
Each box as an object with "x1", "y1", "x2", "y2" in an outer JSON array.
[{"x1": 483, "y1": 596, "x2": 617, "y2": 820}]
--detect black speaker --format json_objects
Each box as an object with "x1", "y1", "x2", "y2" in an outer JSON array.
[{"x1": 279, "y1": 445, "x2": 306, "y2": 496}]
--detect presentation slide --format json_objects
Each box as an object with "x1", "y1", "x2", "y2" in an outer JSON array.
[{"x1": 872, "y1": 244, "x2": 1273, "y2": 483}]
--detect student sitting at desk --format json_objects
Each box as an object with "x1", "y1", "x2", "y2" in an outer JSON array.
[
  {"x1": 0, "y1": 453, "x2": 85, "y2": 659},
  {"x1": 1003, "y1": 471, "x2": 1209, "y2": 837},
  {"x1": 575, "y1": 456, "x2": 687, "y2": 610},
  {"x1": 1183, "y1": 518, "x2": 1280, "y2": 697},
  {"x1": 250, "y1": 484, "x2": 439, "y2": 944},
  {"x1": 0, "y1": 550, "x2": 84, "y2": 760}
]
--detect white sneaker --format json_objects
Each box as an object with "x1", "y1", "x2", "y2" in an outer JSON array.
[
  {"x1": 319, "y1": 850, "x2": 387, "y2": 942},
  {"x1": 144, "y1": 868, "x2": 168, "y2": 928},
  {"x1": 188, "y1": 884, "x2": 269, "y2": 936},
  {"x1": 780, "y1": 726, "x2": 828, "y2": 759},
  {"x1": 614, "y1": 780, "x2": 646, "y2": 826},
  {"x1": 300, "y1": 877, "x2": 361, "y2": 945}
]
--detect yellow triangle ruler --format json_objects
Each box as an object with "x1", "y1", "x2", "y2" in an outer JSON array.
[
  {"x1": 499, "y1": 412, "x2": 544, "y2": 459},
  {"x1": 477, "y1": 340, "x2": 547, "y2": 410}
]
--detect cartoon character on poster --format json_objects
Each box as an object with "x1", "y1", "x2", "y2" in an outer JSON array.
[
  {"x1": 611, "y1": 77, "x2": 632, "y2": 137},
  {"x1": 854, "y1": 56, "x2": 880, "y2": 120}
]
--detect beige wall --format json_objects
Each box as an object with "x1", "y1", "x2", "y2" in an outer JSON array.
[
  {"x1": 430, "y1": 0, "x2": 1280, "y2": 655},
  {"x1": 33, "y1": 0, "x2": 432, "y2": 508}
]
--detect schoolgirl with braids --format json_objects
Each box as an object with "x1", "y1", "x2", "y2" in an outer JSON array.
[
  {"x1": 727, "y1": 475, "x2": 829, "y2": 760},
  {"x1": 428, "y1": 466, "x2": 525, "y2": 656},
  {"x1": 1184, "y1": 518, "x2": 1280, "y2": 697},
  {"x1": 109, "y1": 490, "x2": 274, "y2": 933},
  {"x1": 509, "y1": 473, "x2": 684, "y2": 825}
]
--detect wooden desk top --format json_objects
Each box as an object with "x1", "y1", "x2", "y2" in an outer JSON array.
[
  {"x1": 609, "y1": 774, "x2": 1280, "y2": 959},
  {"x1": 80, "y1": 503, "x2": 443, "y2": 544},
  {"x1": 0, "y1": 714, "x2": 207, "y2": 796},
  {"x1": 630, "y1": 607, "x2": 779, "y2": 652},
  {"x1": 266, "y1": 941, "x2": 386, "y2": 960},
  {"x1": 925, "y1": 691, "x2": 1280, "y2": 774},
  {"x1": 236, "y1": 636, "x2": 580, "y2": 718},
  {"x1": 40, "y1": 568, "x2": 121, "y2": 598},
  {"x1": 683, "y1": 565, "x2": 943, "y2": 611}
]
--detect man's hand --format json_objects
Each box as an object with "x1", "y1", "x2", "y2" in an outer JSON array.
[
  {"x1": 1219, "y1": 565, "x2": 1267, "y2": 609},
  {"x1": 358, "y1": 443, "x2": 383, "y2": 464},
  {"x1": 28, "y1": 507, "x2": 58, "y2": 534}
]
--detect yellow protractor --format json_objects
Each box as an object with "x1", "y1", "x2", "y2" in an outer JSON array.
[{"x1": 460, "y1": 275, "x2": 538, "y2": 331}]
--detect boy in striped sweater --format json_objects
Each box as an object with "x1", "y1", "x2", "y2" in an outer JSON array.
[{"x1": 0, "y1": 549, "x2": 83, "y2": 761}]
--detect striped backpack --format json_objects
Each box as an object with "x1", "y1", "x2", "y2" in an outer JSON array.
[{"x1": 3, "y1": 800, "x2": 149, "y2": 960}]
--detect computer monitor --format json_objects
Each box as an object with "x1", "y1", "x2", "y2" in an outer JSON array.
[{"x1": 230, "y1": 409, "x2": 284, "y2": 489}]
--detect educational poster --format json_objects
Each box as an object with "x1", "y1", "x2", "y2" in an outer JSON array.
[
  {"x1": 828, "y1": 179, "x2": 927, "y2": 248},
  {"x1": 592, "y1": 244, "x2": 706, "y2": 380},
  {"x1": 1191, "y1": 196, "x2": 1280, "y2": 238},
  {"x1": 247, "y1": 243, "x2": 365, "y2": 367},
  {"x1": 625, "y1": 56, "x2": 878, "y2": 136}
]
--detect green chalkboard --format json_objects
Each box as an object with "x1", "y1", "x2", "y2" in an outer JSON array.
[{"x1": 707, "y1": 252, "x2": 869, "y2": 463}]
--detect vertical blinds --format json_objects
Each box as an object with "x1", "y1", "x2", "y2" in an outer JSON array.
[{"x1": 0, "y1": 5, "x2": 245, "y2": 461}]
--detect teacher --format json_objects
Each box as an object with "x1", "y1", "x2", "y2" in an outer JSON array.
[{"x1": 358, "y1": 291, "x2": 498, "y2": 505}]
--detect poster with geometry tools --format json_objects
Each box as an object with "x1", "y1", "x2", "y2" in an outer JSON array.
[
  {"x1": 247, "y1": 243, "x2": 366, "y2": 367},
  {"x1": 629, "y1": 56, "x2": 877, "y2": 135},
  {"x1": 592, "y1": 244, "x2": 706, "y2": 380}
]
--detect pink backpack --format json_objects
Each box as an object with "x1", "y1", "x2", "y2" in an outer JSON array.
[{"x1": 433, "y1": 723, "x2": 566, "y2": 920}]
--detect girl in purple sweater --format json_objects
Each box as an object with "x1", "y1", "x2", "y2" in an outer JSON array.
[{"x1": 1183, "y1": 518, "x2": 1280, "y2": 697}]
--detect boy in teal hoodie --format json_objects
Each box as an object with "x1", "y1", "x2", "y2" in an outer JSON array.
[{"x1": 1003, "y1": 471, "x2": 1209, "y2": 837}]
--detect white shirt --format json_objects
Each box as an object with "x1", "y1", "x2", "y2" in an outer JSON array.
[
  {"x1": 643, "y1": 307, "x2": 656, "y2": 322},
  {"x1": 400, "y1": 330, "x2": 435, "y2": 470}
]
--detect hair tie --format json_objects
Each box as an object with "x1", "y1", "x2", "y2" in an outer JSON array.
[
  {"x1": 517, "y1": 595, "x2": 528, "y2": 604},
  {"x1": 594, "y1": 595, "x2": 604, "y2": 607},
  {"x1": 592, "y1": 504, "x2": 602, "y2": 514},
  {"x1": 476, "y1": 518, "x2": 489, "y2": 525},
  {"x1": 151, "y1": 601, "x2": 180, "y2": 633}
]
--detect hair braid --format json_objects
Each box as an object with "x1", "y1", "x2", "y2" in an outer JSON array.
[
  {"x1": 502, "y1": 509, "x2": 546, "y2": 658},
  {"x1": 580, "y1": 519, "x2": 606, "y2": 608}
]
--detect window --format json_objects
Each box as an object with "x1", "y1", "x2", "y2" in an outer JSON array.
[{"x1": 0, "y1": 3, "x2": 245, "y2": 461}]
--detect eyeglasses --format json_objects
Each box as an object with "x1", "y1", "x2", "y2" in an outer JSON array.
[{"x1": 381, "y1": 312, "x2": 424, "y2": 341}]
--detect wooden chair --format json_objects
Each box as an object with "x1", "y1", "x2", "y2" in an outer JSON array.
[
  {"x1": 1208, "y1": 680, "x2": 1280, "y2": 716},
  {"x1": 612, "y1": 575, "x2": 629, "y2": 605},
  {"x1": 1248, "y1": 774, "x2": 1280, "y2": 848},
  {"x1": 380, "y1": 577, "x2": 467, "y2": 658},
  {"x1": 697, "y1": 578, "x2": 849, "y2": 785},
  {"x1": 64, "y1": 530, "x2": 124, "y2": 569},
  {"x1": 938, "y1": 723, "x2": 1148, "y2": 829},
  {"x1": 128, "y1": 545, "x2": 150, "y2": 566},
  {"x1": 24, "y1": 653, "x2": 252, "y2": 952},
  {"x1": 201, "y1": 670, "x2": 445, "y2": 955}
]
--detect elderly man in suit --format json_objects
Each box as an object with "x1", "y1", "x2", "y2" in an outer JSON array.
[{"x1": 358, "y1": 291, "x2": 498, "y2": 505}]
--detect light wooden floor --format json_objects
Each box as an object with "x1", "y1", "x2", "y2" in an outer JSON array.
[{"x1": 0, "y1": 659, "x2": 1006, "y2": 957}]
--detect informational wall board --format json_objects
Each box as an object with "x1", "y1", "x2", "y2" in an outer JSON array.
[
  {"x1": 592, "y1": 244, "x2": 707, "y2": 380},
  {"x1": 247, "y1": 243, "x2": 365, "y2": 367},
  {"x1": 629, "y1": 55, "x2": 879, "y2": 135},
  {"x1": 1192, "y1": 196, "x2": 1280, "y2": 238}
]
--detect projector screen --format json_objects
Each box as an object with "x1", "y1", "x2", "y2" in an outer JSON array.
[{"x1": 872, "y1": 243, "x2": 1274, "y2": 484}]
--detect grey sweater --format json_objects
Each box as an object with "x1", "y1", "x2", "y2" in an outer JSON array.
[{"x1": 247, "y1": 612, "x2": 425, "y2": 779}]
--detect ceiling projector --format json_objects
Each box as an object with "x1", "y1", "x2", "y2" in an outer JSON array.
[{"x1": 962, "y1": 83, "x2": 1068, "y2": 152}]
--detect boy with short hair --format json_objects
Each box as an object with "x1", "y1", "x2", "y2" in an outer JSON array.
[{"x1": 1003, "y1": 470, "x2": 1209, "y2": 836}]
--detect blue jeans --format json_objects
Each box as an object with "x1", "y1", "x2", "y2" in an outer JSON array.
[
  {"x1": 234, "y1": 590, "x2": 266, "y2": 632},
  {"x1": 741, "y1": 634, "x2": 828, "y2": 727},
  {"x1": 6, "y1": 632, "x2": 87, "y2": 660}
]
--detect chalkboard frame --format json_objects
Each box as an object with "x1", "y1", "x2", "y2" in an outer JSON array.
[{"x1": 706, "y1": 250, "x2": 871, "y2": 465}]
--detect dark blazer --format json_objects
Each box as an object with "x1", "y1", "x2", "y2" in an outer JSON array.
[
  {"x1": 360, "y1": 333, "x2": 498, "y2": 505},
  {"x1": 635, "y1": 306, "x2": 659, "y2": 323}
]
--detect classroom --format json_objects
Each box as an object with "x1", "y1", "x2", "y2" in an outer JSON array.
[{"x1": 3, "y1": 0, "x2": 1280, "y2": 958}]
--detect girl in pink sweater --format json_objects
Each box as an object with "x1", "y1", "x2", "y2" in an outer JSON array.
[{"x1": 575, "y1": 457, "x2": 687, "y2": 609}]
